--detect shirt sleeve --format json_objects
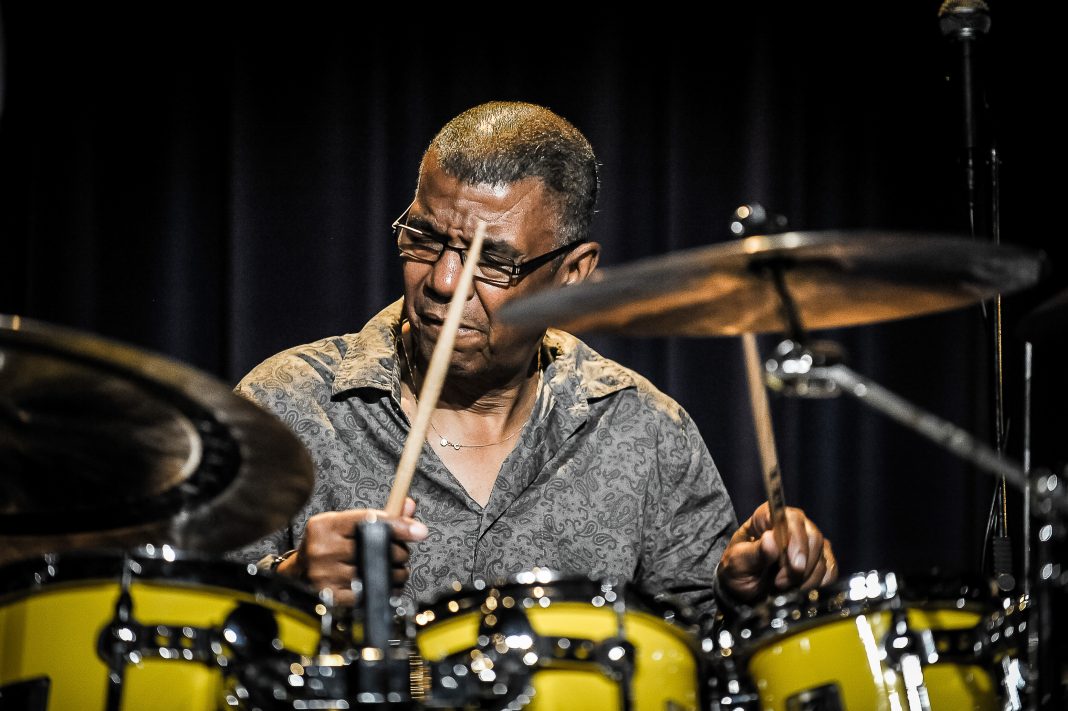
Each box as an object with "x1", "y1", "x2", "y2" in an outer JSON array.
[
  {"x1": 223, "y1": 346, "x2": 341, "y2": 566},
  {"x1": 636, "y1": 408, "x2": 738, "y2": 630}
]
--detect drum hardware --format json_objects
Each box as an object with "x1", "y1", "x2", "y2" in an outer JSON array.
[
  {"x1": 883, "y1": 607, "x2": 939, "y2": 711},
  {"x1": 413, "y1": 570, "x2": 702, "y2": 711},
  {"x1": 95, "y1": 552, "x2": 232, "y2": 710},
  {"x1": 221, "y1": 520, "x2": 415, "y2": 709},
  {"x1": 710, "y1": 570, "x2": 1027, "y2": 711},
  {"x1": 0, "y1": 548, "x2": 325, "y2": 710},
  {"x1": 96, "y1": 554, "x2": 288, "y2": 711},
  {"x1": 768, "y1": 352, "x2": 1068, "y2": 520},
  {"x1": 419, "y1": 590, "x2": 636, "y2": 710}
]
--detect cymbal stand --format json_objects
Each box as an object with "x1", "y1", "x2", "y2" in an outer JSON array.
[{"x1": 1023, "y1": 338, "x2": 1068, "y2": 710}]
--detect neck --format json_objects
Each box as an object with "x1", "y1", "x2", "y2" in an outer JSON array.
[
  {"x1": 437, "y1": 360, "x2": 540, "y2": 415},
  {"x1": 398, "y1": 328, "x2": 543, "y2": 441}
]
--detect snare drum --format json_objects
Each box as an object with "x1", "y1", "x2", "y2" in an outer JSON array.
[
  {"x1": 413, "y1": 569, "x2": 703, "y2": 711},
  {"x1": 0, "y1": 548, "x2": 322, "y2": 710},
  {"x1": 712, "y1": 570, "x2": 1023, "y2": 711}
]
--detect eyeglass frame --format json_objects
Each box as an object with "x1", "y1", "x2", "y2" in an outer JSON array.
[{"x1": 392, "y1": 203, "x2": 587, "y2": 287}]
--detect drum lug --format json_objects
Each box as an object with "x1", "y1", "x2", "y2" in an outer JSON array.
[
  {"x1": 96, "y1": 609, "x2": 228, "y2": 668},
  {"x1": 882, "y1": 610, "x2": 937, "y2": 711},
  {"x1": 1000, "y1": 656, "x2": 1026, "y2": 711}
]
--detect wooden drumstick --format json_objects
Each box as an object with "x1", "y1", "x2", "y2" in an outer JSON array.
[
  {"x1": 385, "y1": 222, "x2": 487, "y2": 517},
  {"x1": 742, "y1": 333, "x2": 790, "y2": 557}
]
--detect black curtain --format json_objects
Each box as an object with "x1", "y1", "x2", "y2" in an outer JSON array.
[{"x1": 2, "y1": 5, "x2": 1063, "y2": 584}]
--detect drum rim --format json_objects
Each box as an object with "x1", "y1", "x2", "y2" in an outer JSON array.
[
  {"x1": 725, "y1": 568, "x2": 997, "y2": 646},
  {"x1": 0, "y1": 546, "x2": 322, "y2": 616},
  {"x1": 415, "y1": 567, "x2": 702, "y2": 636}
]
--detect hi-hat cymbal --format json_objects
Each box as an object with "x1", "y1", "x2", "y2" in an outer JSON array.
[
  {"x1": 500, "y1": 232, "x2": 1047, "y2": 336},
  {"x1": 0, "y1": 315, "x2": 314, "y2": 564}
]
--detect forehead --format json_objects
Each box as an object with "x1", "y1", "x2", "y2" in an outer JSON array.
[{"x1": 412, "y1": 163, "x2": 558, "y2": 253}]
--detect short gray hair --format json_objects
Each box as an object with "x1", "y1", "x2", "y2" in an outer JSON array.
[{"x1": 421, "y1": 101, "x2": 599, "y2": 246}]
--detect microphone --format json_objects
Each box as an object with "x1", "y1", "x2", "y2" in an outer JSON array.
[
  {"x1": 938, "y1": 0, "x2": 992, "y2": 236},
  {"x1": 938, "y1": 0, "x2": 992, "y2": 41}
]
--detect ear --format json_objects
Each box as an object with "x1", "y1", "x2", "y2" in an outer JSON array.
[{"x1": 558, "y1": 242, "x2": 600, "y2": 287}]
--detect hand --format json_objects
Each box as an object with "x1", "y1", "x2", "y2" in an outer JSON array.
[
  {"x1": 717, "y1": 501, "x2": 837, "y2": 603},
  {"x1": 276, "y1": 496, "x2": 428, "y2": 606}
]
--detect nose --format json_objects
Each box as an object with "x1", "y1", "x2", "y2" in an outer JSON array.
[{"x1": 425, "y1": 246, "x2": 469, "y2": 300}]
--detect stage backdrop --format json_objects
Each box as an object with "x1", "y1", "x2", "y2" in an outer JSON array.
[{"x1": 2, "y1": 4, "x2": 1063, "y2": 584}]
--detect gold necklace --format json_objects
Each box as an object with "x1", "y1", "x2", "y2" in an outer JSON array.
[{"x1": 399, "y1": 331, "x2": 542, "y2": 451}]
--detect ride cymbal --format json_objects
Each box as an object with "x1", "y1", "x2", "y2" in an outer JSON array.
[{"x1": 500, "y1": 232, "x2": 1046, "y2": 336}]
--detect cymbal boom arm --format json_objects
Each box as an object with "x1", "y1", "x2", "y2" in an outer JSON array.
[{"x1": 775, "y1": 359, "x2": 1068, "y2": 518}]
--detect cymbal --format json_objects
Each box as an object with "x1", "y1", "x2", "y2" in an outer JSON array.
[
  {"x1": 500, "y1": 232, "x2": 1047, "y2": 337},
  {"x1": 0, "y1": 315, "x2": 314, "y2": 563}
]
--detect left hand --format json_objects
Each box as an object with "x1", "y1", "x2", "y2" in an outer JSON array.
[{"x1": 717, "y1": 501, "x2": 837, "y2": 603}]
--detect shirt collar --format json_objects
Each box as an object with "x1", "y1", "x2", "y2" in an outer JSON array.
[
  {"x1": 332, "y1": 300, "x2": 405, "y2": 400},
  {"x1": 330, "y1": 298, "x2": 637, "y2": 405}
]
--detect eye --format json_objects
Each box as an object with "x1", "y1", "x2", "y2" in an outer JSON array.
[
  {"x1": 478, "y1": 251, "x2": 515, "y2": 267},
  {"x1": 399, "y1": 226, "x2": 443, "y2": 246}
]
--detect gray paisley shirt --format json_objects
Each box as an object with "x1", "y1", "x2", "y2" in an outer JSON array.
[{"x1": 233, "y1": 300, "x2": 738, "y2": 621}]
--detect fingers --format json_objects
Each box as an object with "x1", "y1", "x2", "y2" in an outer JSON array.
[
  {"x1": 717, "y1": 523, "x2": 780, "y2": 603},
  {"x1": 294, "y1": 505, "x2": 426, "y2": 604},
  {"x1": 314, "y1": 507, "x2": 428, "y2": 542},
  {"x1": 784, "y1": 507, "x2": 813, "y2": 573},
  {"x1": 391, "y1": 540, "x2": 410, "y2": 565},
  {"x1": 719, "y1": 502, "x2": 837, "y2": 602},
  {"x1": 818, "y1": 540, "x2": 838, "y2": 587}
]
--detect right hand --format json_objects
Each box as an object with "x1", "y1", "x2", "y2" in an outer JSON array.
[{"x1": 276, "y1": 497, "x2": 428, "y2": 606}]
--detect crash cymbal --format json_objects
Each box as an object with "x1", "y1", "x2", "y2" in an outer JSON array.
[
  {"x1": 0, "y1": 315, "x2": 313, "y2": 563},
  {"x1": 500, "y1": 232, "x2": 1046, "y2": 336}
]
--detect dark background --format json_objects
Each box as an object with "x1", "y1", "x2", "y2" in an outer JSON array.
[{"x1": 1, "y1": 5, "x2": 1063, "y2": 589}]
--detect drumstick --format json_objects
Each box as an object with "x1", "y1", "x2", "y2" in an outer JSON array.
[
  {"x1": 385, "y1": 222, "x2": 487, "y2": 517},
  {"x1": 741, "y1": 333, "x2": 790, "y2": 558}
]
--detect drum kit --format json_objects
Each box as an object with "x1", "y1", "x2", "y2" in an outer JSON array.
[{"x1": 0, "y1": 222, "x2": 1063, "y2": 710}]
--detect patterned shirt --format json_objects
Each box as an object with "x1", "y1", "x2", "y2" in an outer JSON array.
[{"x1": 234, "y1": 300, "x2": 738, "y2": 621}]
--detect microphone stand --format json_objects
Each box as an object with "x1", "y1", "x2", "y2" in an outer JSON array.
[
  {"x1": 938, "y1": 4, "x2": 1065, "y2": 708},
  {"x1": 938, "y1": 1, "x2": 1016, "y2": 593}
]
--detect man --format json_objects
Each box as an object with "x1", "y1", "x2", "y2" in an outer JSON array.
[{"x1": 235, "y1": 101, "x2": 835, "y2": 623}]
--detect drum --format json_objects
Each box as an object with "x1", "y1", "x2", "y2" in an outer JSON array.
[
  {"x1": 710, "y1": 570, "x2": 1025, "y2": 711},
  {"x1": 0, "y1": 547, "x2": 323, "y2": 711},
  {"x1": 413, "y1": 568, "x2": 704, "y2": 711}
]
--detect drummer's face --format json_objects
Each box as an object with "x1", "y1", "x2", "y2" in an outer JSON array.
[{"x1": 402, "y1": 158, "x2": 572, "y2": 381}]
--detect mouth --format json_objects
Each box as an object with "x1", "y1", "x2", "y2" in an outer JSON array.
[{"x1": 418, "y1": 312, "x2": 482, "y2": 336}]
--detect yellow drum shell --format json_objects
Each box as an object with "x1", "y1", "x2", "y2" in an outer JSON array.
[
  {"x1": 746, "y1": 607, "x2": 998, "y2": 711},
  {"x1": 416, "y1": 575, "x2": 702, "y2": 711},
  {"x1": 0, "y1": 551, "x2": 322, "y2": 711},
  {"x1": 725, "y1": 571, "x2": 1008, "y2": 711}
]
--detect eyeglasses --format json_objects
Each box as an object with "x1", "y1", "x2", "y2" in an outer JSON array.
[{"x1": 392, "y1": 203, "x2": 586, "y2": 288}]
